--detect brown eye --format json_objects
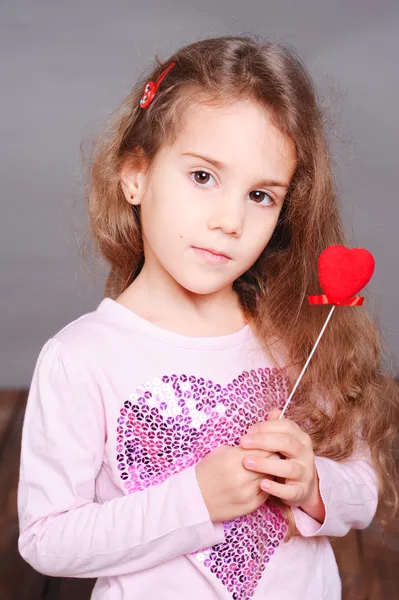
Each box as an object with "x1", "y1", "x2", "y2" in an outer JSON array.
[
  {"x1": 193, "y1": 171, "x2": 212, "y2": 184},
  {"x1": 249, "y1": 190, "x2": 274, "y2": 206}
]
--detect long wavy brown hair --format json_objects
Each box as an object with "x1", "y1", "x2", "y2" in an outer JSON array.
[{"x1": 85, "y1": 34, "x2": 399, "y2": 533}]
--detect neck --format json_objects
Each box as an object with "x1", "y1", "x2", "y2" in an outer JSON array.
[{"x1": 116, "y1": 261, "x2": 247, "y2": 337}]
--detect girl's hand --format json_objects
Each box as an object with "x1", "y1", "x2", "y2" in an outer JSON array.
[
  {"x1": 195, "y1": 445, "x2": 274, "y2": 523},
  {"x1": 240, "y1": 409, "x2": 325, "y2": 522}
]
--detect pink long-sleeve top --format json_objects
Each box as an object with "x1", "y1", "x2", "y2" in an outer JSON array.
[{"x1": 17, "y1": 298, "x2": 379, "y2": 600}]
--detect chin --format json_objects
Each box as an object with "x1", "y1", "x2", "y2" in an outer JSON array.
[{"x1": 173, "y1": 272, "x2": 235, "y2": 296}]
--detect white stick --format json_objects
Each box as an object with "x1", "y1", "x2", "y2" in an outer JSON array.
[{"x1": 279, "y1": 305, "x2": 336, "y2": 418}]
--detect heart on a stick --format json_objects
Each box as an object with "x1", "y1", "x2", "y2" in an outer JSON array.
[{"x1": 318, "y1": 245, "x2": 375, "y2": 304}]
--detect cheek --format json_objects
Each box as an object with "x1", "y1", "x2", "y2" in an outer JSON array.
[
  {"x1": 245, "y1": 212, "x2": 279, "y2": 250},
  {"x1": 142, "y1": 191, "x2": 181, "y2": 232},
  {"x1": 169, "y1": 200, "x2": 202, "y2": 237}
]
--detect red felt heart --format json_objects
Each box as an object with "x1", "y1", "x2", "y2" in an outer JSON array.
[{"x1": 318, "y1": 245, "x2": 375, "y2": 304}]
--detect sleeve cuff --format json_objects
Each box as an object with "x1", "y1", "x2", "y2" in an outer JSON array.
[
  {"x1": 292, "y1": 454, "x2": 378, "y2": 538},
  {"x1": 292, "y1": 456, "x2": 332, "y2": 537},
  {"x1": 176, "y1": 466, "x2": 225, "y2": 550}
]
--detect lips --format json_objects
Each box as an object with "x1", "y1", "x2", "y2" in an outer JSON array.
[{"x1": 193, "y1": 246, "x2": 230, "y2": 259}]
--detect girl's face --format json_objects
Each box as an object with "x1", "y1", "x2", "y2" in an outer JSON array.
[{"x1": 122, "y1": 99, "x2": 297, "y2": 297}]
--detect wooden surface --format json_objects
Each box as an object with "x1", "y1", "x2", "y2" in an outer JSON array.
[{"x1": 0, "y1": 390, "x2": 398, "y2": 600}]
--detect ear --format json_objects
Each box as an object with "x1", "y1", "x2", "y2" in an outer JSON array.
[{"x1": 120, "y1": 152, "x2": 149, "y2": 206}]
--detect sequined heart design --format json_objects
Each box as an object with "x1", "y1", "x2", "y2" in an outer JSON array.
[{"x1": 116, "y1": 368, "x2": 289, "y2": 599}]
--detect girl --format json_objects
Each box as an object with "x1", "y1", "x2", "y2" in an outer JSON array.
[{"x1": 18, "y1": 35, "x2": 398, "y2": 600}]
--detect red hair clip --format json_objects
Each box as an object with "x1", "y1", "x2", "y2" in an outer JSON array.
[{"x1": 139, "y1": 62, "x2": 176, "y2": 109}]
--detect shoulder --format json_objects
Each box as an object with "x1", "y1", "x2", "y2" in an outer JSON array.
[
  {"x1": 54, "y1": 302, "x2": 112, "y2": 345},
  {"x1": 27, "y1": 311, "x2": 110, "y2": 427},
  {"x1": 37, "y1": 299, "x2": 135, "y2": 378},
  {"x1": 51, "y1": 299, "x2": 135, "y2": 359}
]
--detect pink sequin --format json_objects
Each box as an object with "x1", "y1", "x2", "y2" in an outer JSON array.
[{"x1": 116, "y1": 368, "x2": 289, "y2": 598}]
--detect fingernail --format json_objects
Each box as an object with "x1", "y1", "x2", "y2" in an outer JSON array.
[
  {"x1": 261, "y1": 480, "x2": 270, "y2": 490},
  {"x1": 241, "y1": 435, "x2": 253, "y2": 447},
  {"x1": 244, "y1": 458, "x2": 257, "y2": 468}
]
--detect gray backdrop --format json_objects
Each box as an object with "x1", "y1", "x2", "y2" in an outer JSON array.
[{"x1": 1, "y1": 0, "x2": 398, "y2": 387}]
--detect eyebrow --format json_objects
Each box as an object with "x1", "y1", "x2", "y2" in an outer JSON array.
[{"x1": 180, "y1": 151, "x2": 290, "y2": 189}]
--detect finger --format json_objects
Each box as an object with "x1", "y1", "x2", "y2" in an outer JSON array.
[
  {"x1": 240, "y1": 432, "x2": 302, "y2": 458},
  {"x1": 267, "y1": 408, "x2": 282, "y2": 420},
  {"x1": 246, "y1": 419, "x2": 310, "y2": 446},
  {"x1": 248, "y1": 418, "x2": 302, "y2": 435},
  {"x1": 260, "y1": 478, "x2": 304, "y2": 503},
  {"x1": 255, "y1": 477, "x2": 269, "y2": 497},
  {"x1": 252, "y1": 488, "x2": 270, "y2": 511},
  {"x1": 243, "y1": 456, "x2": 303, "y2": 480},
  {"x1": 240, "y1": 448, "x2": 275, "y2": 460}
]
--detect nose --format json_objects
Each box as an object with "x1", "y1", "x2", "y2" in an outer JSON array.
[{"x1": 207, "y1": 194, "x2": 245, "y2": 237}]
